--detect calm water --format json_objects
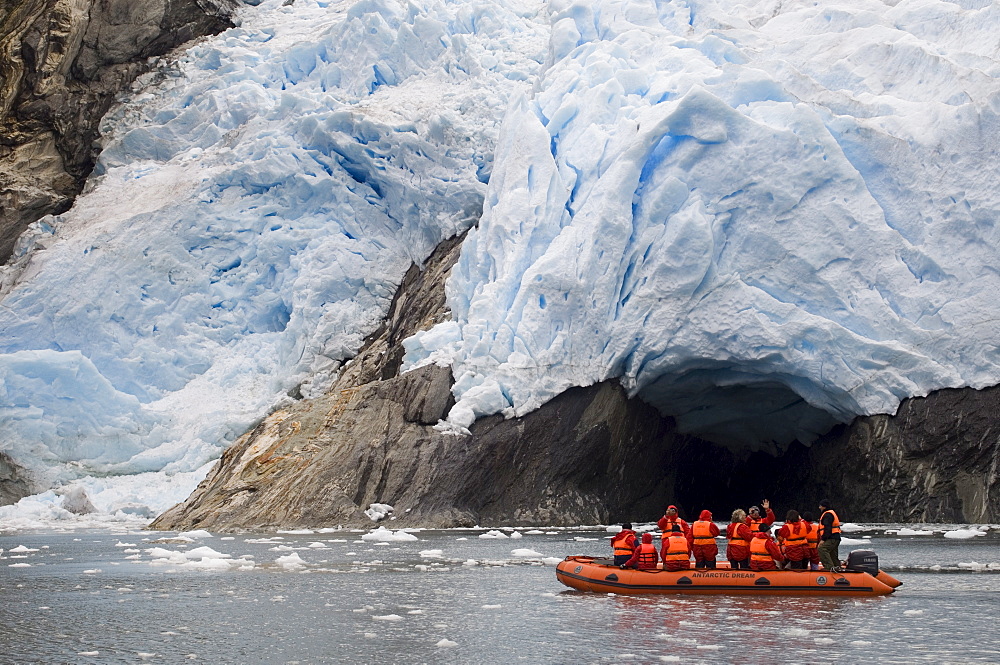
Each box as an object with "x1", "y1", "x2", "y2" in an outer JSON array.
[{"x1": 2, "y1": 524, "x2": 999, "y2": 664}]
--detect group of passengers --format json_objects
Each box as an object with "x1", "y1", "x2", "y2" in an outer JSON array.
[{"x1": 611, "y1": 499, "x2": 844, "y2": 573}]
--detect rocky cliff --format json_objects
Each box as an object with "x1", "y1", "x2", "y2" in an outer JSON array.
[
  {"x1": 0, "y1": 0, "x2": 238, "y2": 264},
  {"x1": 152, "y1": 231, "x2": 1000, "y2": 531}
]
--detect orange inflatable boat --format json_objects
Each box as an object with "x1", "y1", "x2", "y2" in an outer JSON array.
[{"x1": 556, "y1": 556, "x2": 897, "y2": 596}]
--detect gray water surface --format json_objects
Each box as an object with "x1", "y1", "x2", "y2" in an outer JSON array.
[{"x1": 3, "y1": 525, "x2": 999, "y2": 664}]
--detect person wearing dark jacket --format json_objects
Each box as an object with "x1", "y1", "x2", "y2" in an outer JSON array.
[
  {"x1": 622, "y1": 532, "x2": 659, "y2": 570},
  {"x1": 611, "y1": 523, "x2": 638, "y2": 566},
  {"x1": 749, "y1": 523, "x2": 784, "y2": 571},
  {"x1": 691, "y1": 509, "x2": 721, "y2": 568},
  {"x1": 818, "y1": 500, "x2": 843, "y2": 572}
]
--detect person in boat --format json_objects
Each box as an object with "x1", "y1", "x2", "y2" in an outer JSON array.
[
  {"x1": 691, "y1": 509, "x2": 721, "y2": 569},
  {"x1": 801, "y1": 511, "x2": 821, "y2": 570},
  {"x1": 726, "y1": 508, "x2": 754, "y2": 569},
  {"x1": 818, "y1": 500, "x2": 843, "y2": 572},
  {"x1": 661, "y1": 524, "x2": 692, "y2": 571},
  {"x1": 749, "y1": 523, "x2": 784, "y2": 571},
  {"x1": 657, "y1": 504, "x2": 692, "y2": 539},
  {"x1": 611, "y1": 522, "x2": 639, "y2": 566},
  {"x1": 745, "y1": 499, "x2": 775, "y2": 530},
  {"x1": 621, "y1": 532, "x2": 659, "y2": 570},
  {"x1": 775, "y1": 509, "x2": 810, "y2": 570}
]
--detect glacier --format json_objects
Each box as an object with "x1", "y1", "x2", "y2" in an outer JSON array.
[{"x1": 3, "y1": 0, "x2": 1000, "y2": 522}]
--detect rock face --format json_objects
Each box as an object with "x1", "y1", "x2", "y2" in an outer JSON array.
[
  {"x1": 0, "y1": 0, "x2": 238, "y2": 263},
  {"x1": 0, "y1": 451, "x2": 31, "y2": 506},
  {"x1": 152, "y1": 228, "x2": 1000, "y2": 531},
  {"x1": 152, "y1": 231, "x2": 702, "y2": 530}
]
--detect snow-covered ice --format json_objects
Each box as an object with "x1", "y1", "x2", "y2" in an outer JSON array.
[{"x1": 362, "y1": 526, "x2": 419, "y2": 542}]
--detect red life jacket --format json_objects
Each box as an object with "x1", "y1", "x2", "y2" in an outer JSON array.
[
  {"x1": 636, "y1": 543, "x2": 658, "y2": 568},
  {"x1": 691, "y1": 520, "x2": 716, "y2": 546}
]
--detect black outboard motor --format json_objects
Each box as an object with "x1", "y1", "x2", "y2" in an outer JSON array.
[{"x1": 845, "y1": 549, "x2": 879, "y2": 576}]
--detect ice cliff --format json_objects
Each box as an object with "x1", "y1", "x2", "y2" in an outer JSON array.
[{"x1": 2, "y1": 0, "x2": 1000, "y2": 520}]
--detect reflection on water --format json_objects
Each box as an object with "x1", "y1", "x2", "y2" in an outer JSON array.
[{"x1": 2, "y1": 526, "x2": 999, "y2": 664}]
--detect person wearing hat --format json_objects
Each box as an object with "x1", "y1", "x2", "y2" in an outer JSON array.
[
  {"x1": 744, "y1": 499, "x2": 775, "y2": 530},
  {"x1": 657, "y1": 505, "x2": 692, "y2": 538},
  {"x1": 621, "y1": 532, "x2": 659, "y2": 570},
  {"x1": 691, "y1": 509, "x2": 721, "y2": 569},
  {"x1": 749, "y1": 522, "x2": 784, "y2": 571},
  {"x1": 611, "y1": 522, "x2": 639, "y2": 566},
  {"x1": 818, "y1": 500, "x2": 843, "y2": 572}
]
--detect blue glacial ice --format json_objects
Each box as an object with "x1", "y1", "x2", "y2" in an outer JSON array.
[
  {"x1": 4, "y1": 0, "x2": 1000, "y2": 520},
  {"x1": 0, "y1": 0, "x2": 548, "y2": 517},
  {"x1": 402, "y1": 0, "x2": 1000, "y2": 447}
]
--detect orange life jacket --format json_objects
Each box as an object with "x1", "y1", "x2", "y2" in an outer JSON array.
[
  {"x1": 750, "y1": 536, "x2": 775, "y2": 564},
  {"x1": 728, "y1": 523, "x2": 749, "y2": 547},
  {"x1": 805, "y1": 522, "x2": 820, "y2": 547},
  {"x1": 691, "y1": 520, "x2": 716, "y2": 546},
  {"x1": 636, "y1": 542, "x2": 657, "y2": 568},
  {"x1": 659, "y1": 519, "x2": 684, "y2": 542},
  {"x1": 782, "y1": 520, "x2": 808, "y2": 548},
  {"x1": 664, "y1": 533, "x2": 690, "y2": 561},
  {"x1": 612, "y1": 532, "x2": 635, "y2": 556},
  {"x1": 820, "y1": 509, "x2": 842, "y2": 536}
]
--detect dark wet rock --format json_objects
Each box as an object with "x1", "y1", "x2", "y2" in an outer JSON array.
[
  {"x1": 0, "y1": 451, "x2": 32, "y2": 506},
  {"x1": 0, "y1": 0, "x2": 239, "y2": 263}
]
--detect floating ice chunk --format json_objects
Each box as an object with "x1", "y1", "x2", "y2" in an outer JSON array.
[
  {"x1": 10, "y1": 545, "x2": 39, "y2": 553},
  {"x1": 606, "y1": 525, "x2": 623, "y2": 533},
  {"x1": 525, "y1": 530, "x2": 544, "y2": 535},
  {"x1": 478, "y1": 530, "x2": 508, "y2": 539},
  {"x1": 8, "y1": 563, "x2": 31, "y2": 568},
  {"x1": 943, "y1": 529, "x2": 986, "y2": 539},
  {"x1": 277, "y1": 529, "x2": 315, "y2": 535},
  {"x1": 82, "y1": 569, "x2": 101, "y2": 574},
  {"x1": 481, "y1": 604, "x2": 502, "y2": 609},
  {"x1": 895, "y1": 528, "x2": 934, "y2": 536},
  {"x1": 839, "y1": 523, "x2": 869, "y2": 533},
  {"x1": 275, "y1": 552, "x2": 306, "y2": 569},
  {"x1": 436, "y1": 639, "x2": 458, "y2": 648},
  {"x1": 362, "y1": 527, "x2": 418, "y2": 542},
  {"x1": 511, "y1": 548, "x2": 544, "y2": 557},
  {"x1": 904, "y1": 609, "x2": 924, "y2": 616},
  {"x1": 542, "y1": 557, "x2": 563, "y2": 566},
  {"x1": 307, "y1": 542, "x2": 329, "y2": 549},
  {"x1": 372, "y1": 614, "x2": 403, "y2": 621},
  {"x1": 814, "y1": 638, "x2": 835, "y2": 645},
  {"x1": 841, "y1": 537, "x2": 871, "y2": 545},
  {"x1": 510, "y1": 532, "x2": 523, "y2": 539},
  {"x1": 179, "y1": 530, "x2": 214, "y2": 539},
  {"x1": 419, "y1": 550, "x2": 444, "y2": 558}
]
